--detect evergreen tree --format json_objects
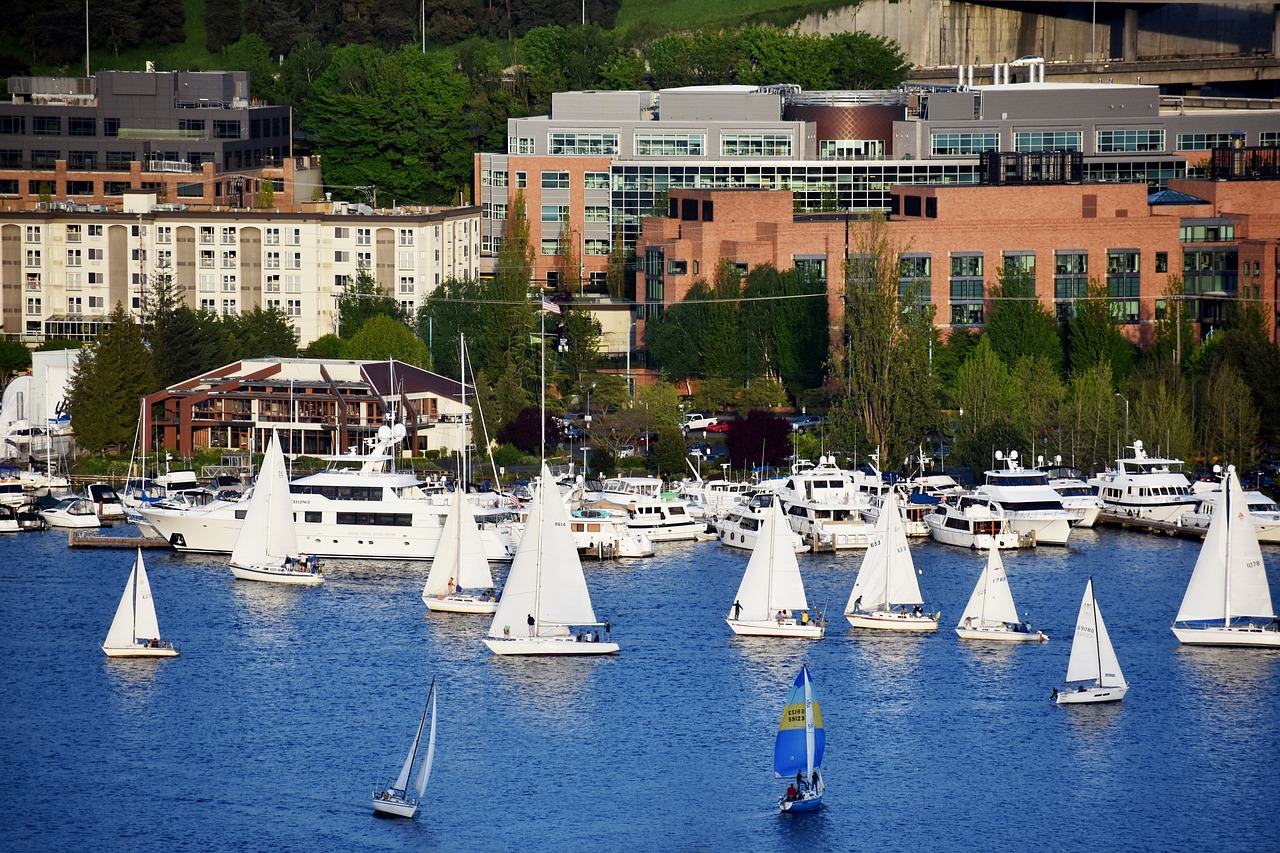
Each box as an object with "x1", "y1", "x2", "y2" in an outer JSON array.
[
  {"x1": 65, "y1": 305, "x2": 157, "y2": 453},
  {"x1": 418, "y1": 276, "x2": 487, "y2": 381},
  {"x1": 1066, "y1": 277, "x2": 1136, "y2": 381},
  {"x1": 952, "y1": 337, "x2": 1022, "y2": 473},
  {"x1": 652, "y1": 425, "x2": 688, "y2": 479},
  {"x1": 984, "y1": 265, "x2": 1064, "y2": 376},
  {"x1": 338, "y1": 266, "x2": 406, "y2": 338},
  {"x1": 481, "y1": 190, "x2": 537, "y2": 385}
]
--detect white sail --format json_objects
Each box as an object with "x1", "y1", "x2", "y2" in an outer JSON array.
[
  {"x1": 230, "y1": 430, "x2": 298, "y2": 568},
  {"x1": 393, "y1": 699, "x2": 427, "y2": 794},
  {"x1": 1065, "y1": 578, "x2": 1125, "y2": 688},
  {"x1": 104, "y1": 550, "x2": 162, "y2": 648},
  {"x1": 414, "y1": 682, "x2": 437, "y2": 799},
  {"x1": 847, "y1": 497, "x2": 921, "y2": 611},
  {"x1": 730, "y1": 498, "x2": 810, "y2": 620},
  {"x1": 1176, "y1": 466, "x2": 1274, "y2": 625},
  {"x1": 423, "y1": 489, "x2": 494, "y2": 596},
  {"x1": 488, "y1": 464, "x2": 597, "y2": 637},
  {"x1": 803, "y1": 669, "x2": 815, "y2": 781},
  {"x1": 958, "y1": 546, "x2": 1020, "y2": 627}
]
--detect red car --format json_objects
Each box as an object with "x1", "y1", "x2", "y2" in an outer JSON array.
[{"x1": 706, "y1": 421, "x2": 732, "y2": 433}]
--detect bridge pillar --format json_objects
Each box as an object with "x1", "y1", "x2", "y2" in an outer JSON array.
[{"x1": 1124, "y1": 6, "x2": 1140, "y2": 62}]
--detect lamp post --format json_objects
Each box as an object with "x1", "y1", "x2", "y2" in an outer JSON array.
[
  {"x1": 585, "y1": 382, "x2": 595, "y2": 432},
  {"x1": 1115, "y1": 392, "x2": 1129, "y2": 450}
]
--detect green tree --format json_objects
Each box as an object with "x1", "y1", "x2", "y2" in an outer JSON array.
[
  {"x1": 227, "y1": 306, "x2": 300, "y2": 359},
  {"x1": 0, "y1": 340, "x2": 31, "y2": 390},
  {"x1": 740, "y1": 376, "x2": 788, "y2": 410},
  {"x1": 1126, "y1": 362, "x2": 1195, "y2": 464},
  {"x1": 984, "y1": 265, "x2": 1064, "y2": 376},
  {"x1": 1060, "y1": 362, "x2": 1118, "y2": 473},
  {"x1": 1200, "y1": 360, "x2": 1259, "y2": 468},
  {"x1": 65, "y1": 305, "x2": 157, "y2": 453},
  {"x1": 303, "y1": 333, "x2": 347, "y2": 359},
  {"x1": 418, "y1": 276, "x2": 487, "y2": 381},
  {"x1": 345, "y1": 314, "x2": 430, "y2": 367},
  {"x1": 481, "y1": 190, "x2": 537, "y2": 384},
  {"x1": 339, "y1": 266, "x2": 406, "y2": 338},
  {"x1": 653, "y1": 424, "x2": 688, "y2": 479},
  {"x1": 836, "y1": 212, "x2": 939, "y2": 462},
  {"x1": 557, "y1": 307, "x2": 602, "y2": 392},
  {"x1": 952, "y1": 337, "x2": 1021, "y2": 473},
  {"x1": 1011, "y1": 355, "x2": 1065, "y2": 465},
  {"x1": 1066, "y1": 277, "x2": 1136, "y2": 381}
]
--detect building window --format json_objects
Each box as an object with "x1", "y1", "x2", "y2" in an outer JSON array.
[
  {"x1": 1155, "y1": 252, "x2": 1168, "y2": 273},
  {"x1": 265, "y1": 227, "x2": 280, "y2": 245},
  {"x1": 398, "y1": 229, "x2": 414, "y2": 246},
  {"x1": 33, "y1": 116, "x2": 61, "y2": 136},
  {"x1": 899, "y1": 254, "x2": 932, "y2": 304},
  {"x1": 67, "y1": 296, "x2": 83, "y2": 314},
  {"x1": 508, "y1": 137, "x2": 535, "y2": 154},
  {"x1": 32, "y1": 150, "x2": 60, "y2": 168},
  {"x1": 356, "y1": 251, "x2": 372, "y2": 267},
  {"x1": 356, "y1": 228, "x2": 371, "y2": 246},
  {"x1": 1096, "y1": 128, "x2": 1164, "y2": 153},
  {"x1": 398, "y1": 276, "x2": 415, "y2": 294},
  {"x1": 634, "y1": 133, "x2": 705, "y2": 157},
  {"x1": 89, "y1": 248, "x2": 104, "y2": 261},
  {"x1": 585, "y1": 239, "x2": 609, "y2": 256},
  {"x1": 334, "y1": 226, "x2": 350, "y2": 240},
  {"x1": 200, "y1": 250, "x2": 215, "y2": 269},
  {"x1": 265, "y1": 275, "x2": 281, "y2": 293},
  {"x1": 541, "y1": 171, "x2": 570, "y2": 189},
  {"x1": 1175, "y1": 132, "x2": 1237, "y2": 151},
  {"x1": 265, "y1": 251, "x2": 280, "y2": 269},
  {"x1": 25, "y1": 249, "x2": 41, "y2": 266},
  {"x1": 515, "y1": 171, "x2": 526, "y2": 188},
  {"x1": 213, "y1": 120, "x2": 241, "y2": 139},
  {"x1": 88, "y1": 295, "x2": 104, "y2": 309},
  {"x1": 720, "y1": 133, "x2": 793, "y2": 157},
  {"x1": 0, "y1": 149, "x2": 20, "y2": 168},
  {"x1": 285, "y1": 275, "x2": 302, "y2": 293},
  {"x1": 1054, "y1": 251, "x2": 1089, "y2": 320},
  {"x1": 68, "y1": 150, "x2": 96, "y2": 170},
  {"x1": 1003, "y1": 252, "x2": 1035, "y2": 278},
  {"x1": 541, "y1": 204, "x2": 570, "y2": 222},
  {"x1": 286, "y1": 229, "x2": 300, "y2": 246},
  {"x1": 949, "y1": 253, "x2": 984, "y2": 321},
  {"x1": 156, "y1": 226, "x2": 172, "y2": 244},
  {"x1": 1180, "y1": 220, "x2": 1235, "y2": 243},
  {"x1": 548, "y1": 132, "x2": 619, "y2": 155},
  {"x1": 540, "y1": 239, "x2": 562, "y2": 255},
  {"x1": 584, "y1": 205, "x2": 610, "y2": 223},
  {"x1": 286, "y1": 299, "x2": 302, "y2": 317},
  {"x1": 199, "y1": 298, "x2": 216, "y2": 311},
  {"x1": 103, "y1": 118, "x2": 120, "y2": 137},
  {"x1": 221, "y1": 250, "x2": 237, "y2": 268},
  {"x1": 931, "y1": 132, "x2": 999, "y2": 156},
  {"x1": 818, "y1": 140, "x2": 884, "y2": 160},
  {"x1": 66, "y1": 224, "x2": 82, "y2": 243},
  {"x1": 221, "y1": 299, "x2": 237, "y2": 315},
  {"x1": 66, "y1": 180, "x2": 94, "y2": 195},
  {"x1": 0, "y1": 116, "x2": 26, "y2": 134},
  {"x1": 1014, "y1": 131, "x2": 1082, "y2": 152},
  {"x1": 335, "y1": 250, "x2": 349, "y2": 263},
  {"x1": 398, "y1": 251, "x2": 414, "y2": 269},
  {"x1": 286, "y1": 252, "x2": 301, "y2": 270},
  {"x1": 26, "y1": 297, "x2": 41, "y2": 315},
  {"x1": 222, "y1": 275, "x2": 237, "y2": 291},
  {"x1": 69, "y1": 117, "x2": 96, "y2": 137},
  {"x1": 25, "y1": 226, "x2": 41, "y2": 243},
  {"x1": 584, "y1": 171, "x2": 610, "y2": 190},
  {"x1": 199, "y1": 226, "x2": 214, "y2": 244},
  {"x1": 103, "y1": 181, "x2": 129, "y2": 195},
  {"x1": 1183, "y1": 249, "x2": 1238, "y2": 297},
  {"x1": 1107, "y1": 250, "x2": 1140, "y2": 324},
  {"x1": 66, "y1": 249, "x2": 82, "y2": 267},
  {"x1": 67, "y1": 272, "x2": 82, "y2": 290},
  {"x1": 25, "y1": 272, "x2": 40, "y2": 289},
  {"x1": 220, "y1": 227, "x2": 237, "y2": 244}
]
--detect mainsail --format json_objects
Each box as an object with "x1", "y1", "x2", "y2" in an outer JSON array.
[
  {"x1": 958, "y1": 546, "x2": 1020, "y2": 627},
  {"x1": 104, "y1": 549, "x2": 162, "y2": 648},
  {"x1": 1065, "y1": 578, "x2": 1125, "y2": 688},
  {"x1": 774, "y1": 665, "x2": 824, "y2": 778},
  {"x1": 730, "y1": 498, "x2": 810, "y2": 621},
  {"x1": 230, "y1": 430, "x2": 298, "y2": 568}
]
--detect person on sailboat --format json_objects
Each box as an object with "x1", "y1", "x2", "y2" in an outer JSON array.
[
  {"x1": 733, "y1": 600, "x2": 742, "y2": 620},
  {"x1": 786, "y1": 783, "x2": 797, "y2": 801},
  {"x1": 527, "y1": 613, "x2": 535, "y2": 636},
  {"x1": 853, "y1": 595, "x2": 862, "y2": 613}
]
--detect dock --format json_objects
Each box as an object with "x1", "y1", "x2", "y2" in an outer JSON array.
[
  {"x1": 1095, "y1": 511, "x2": 1207, "y2": 540},
  {"x1": 68, "y1": 529, "x2": 174, "y2": 550}
]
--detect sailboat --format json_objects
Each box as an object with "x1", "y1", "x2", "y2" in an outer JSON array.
[
  {"x1": 775, "y1": 665, "x2": 824, "y2": 812},
  {"x1": 483, "y1": 463, "x2": 618, "y2": 655},
  {"x1": 845, "y1": 495, "x2": 939, "y2": 631},
  {"x1": 726, "y1": 496, "x2": 824, "y2": 638},
  {"x1": 955, "y1": 546, "x2": 1047, "y2": 642},
  {"x1": 422, "y1": 486, "x2": 499, "y2": 613},
  {"x1": 229, "y1": 430, "x2": 324, "y2": 586},
  {"x1": 372, "y1": 677, "x2": 438, "y2": 818},
  {"x1": 1055, "y1": 577, "x2": 1127, "y2": 704},
  {"x1": 102, "y1": 549, "x2": 179, "y2": 658},
  {"x1": 1172, "y1": 464, "x2": 1280, "y2": 648}
]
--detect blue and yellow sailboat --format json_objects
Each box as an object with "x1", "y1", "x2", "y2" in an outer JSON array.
[{"x1": 774, "y1": 665, "x2": 825, "y2": 812}]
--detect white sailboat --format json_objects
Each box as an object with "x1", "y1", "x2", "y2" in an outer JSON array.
[
  {"x1": 845, "y1": 495, "x2": 939, "y2": 631},
  {"x1": 102, "y1": 549, "x2": 179, "y2": 658},
  {"x1": 229, "y1": 430, "x2": 324, "y2": 586},
  {"x1": 775, "y1": 665, "x2": 825, "y2": 812},
  {"x1": 726, "y1": 497, "x2": 824, "y2": 638},
  {"x1": 483, "y1": 463, "x2": 618, "y2": 655},
  {"x1": 1172, "y1": 464, "x2": 1280, "y2": 648},
  {"x1": 1055, "y1": 577, "x2": 1127, "y2": 704},
  {"x1": 372, "y1": 677, "x2": 438, "y2": 818},
  {"x1": 955, "y1": 546, "x2": 1047, "y2": 642},
  {"x1": 422, "y1": 487, "x2": 498, "y2": 613}
]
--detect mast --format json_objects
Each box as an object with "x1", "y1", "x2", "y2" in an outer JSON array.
[
  {"x1": 803, "y1": 667, "x2": 815, "y2": 780},
  {"x1": 130, "y1": 558, "x2": 139, "y2": 642},
  {"x1": 1223, "y1": 468, "x2": 1233, "y2": 627},
  {"x1": 1091, "y1": 577, "x2": 1102, "y2": 685},
  {"x1": 533, "y1": 318, "x2": 545, "y2": 634}
]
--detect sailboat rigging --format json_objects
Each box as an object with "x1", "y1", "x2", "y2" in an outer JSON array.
[
  {"x1": 372, "y1": 676, "x2": 438, "y2": 818},
  {"x1": 102, "y1": 549, "x2": 178, "y2": 658},
  {"x1": 775, "y1": 665, "x2": 824, "y2": 812},
  {"x1": 1055, "y1": 576, "x2": 1127, "y2": 705}
]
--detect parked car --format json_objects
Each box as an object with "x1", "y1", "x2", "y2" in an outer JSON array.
[
  {"x1": 682, "y1": 412, "x2": 718, "y2": 432},
  {"x1": 618, "y1": 445, "x2": 637, "y2": 458},
  {"x1": 706, "y1": 421, "x2": 732, "y2": 433},
  {"x1": 564, "y1": 426, "x2": 585, "y2": 441},
  {"x1": 789, "y1": 415, "x2": 822, "y2": 432},
  {"x1": 1010, "y1": 55, "x2": 1044, "y2": 66}
]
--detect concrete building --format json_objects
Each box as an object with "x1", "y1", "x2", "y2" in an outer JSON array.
[
  {"x1": 0, "y1": 192, "x2": 481, "y2": 347},
  {"x1": 144, "y1": 357, "x2": 473, "y2": 458},
  {"x1": 636, "y1": 173, "x2": 1280, "y2": 350},
  {"x1": 0, "y1": 69, "x2": 318, "y2": 210}
]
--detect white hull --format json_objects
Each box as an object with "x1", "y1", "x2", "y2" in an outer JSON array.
[
  {"x1": 1006, "y1": 515, "x2": 1072, "y2": 546},
  {"x1": 41, "y1": 511, "x2": 99, "y2": 529},
  {"x1": 230, "y1": 562, "x2": 325, "y2": 586},
  {"x1": 626, "y1": 519, "x2": 706, "y2": 542},
  {"x1": 483, "y1": 636, "x2": 619, "y2": 655},
  {"x1": 726, "y1": 618, "x2": 824, "y2": 638},
  {"x1": 1064, "y1": 503, "x2": 1102, "y2": 528},
  {"x1": 1171, "y1": 625, "x2": 1280, "y2": 647},
  {"x1": 1056, "y1": 684, "x2": 1128, "y2": 704},
  {"x1": 714, "y1": 523, "x2": 807, "y2": 553},
  {"x1": 371, "y1": 795, "x2": 418, "y2": 818},
  {"x1": 1106, "y1": 501, "x2": 1196, "y2": 522},
  {"x1": 926, "y1": 523, "x2": 1020, "y2": 550},
  {"x1": 846, "y1": 610, "x2": 939, "y2": 631},
  {"x1": 423, "y1": 593, "x2": 498, "y2": 614},
  {"x1": 102, "y1": 643, "x2": 179, "y2": 658},
  {"x1": 956, "y1": 625, "x2": 1048, "y2": 642}
]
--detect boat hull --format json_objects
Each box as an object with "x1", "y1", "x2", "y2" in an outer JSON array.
[
  {"x1": 102, "y1": 643, "x2": 179, "y2": 658},
  {"x1": 726, "y1": 618, "x2": 824, "y2": 639},
  {"x1": 423, "y1": 593, "x2": 498, "y2": 614},
  {"x1": 925, "y1": 522, "x2": 1020, "y2": 550},
  {"x1": 1171, "y1": 625, "x2": 1280, "y2": 648},
  {"x1": 779, "y1": 791, "x2": 823, "y2": 812},
  {"x1": 41, "y1": 511, "x2": 99, "y2": 529},
  {"x1": 955, "y1": 625, "x2": 1047, "y2": 642},
  {"x1": 483, "y1": 636, "x2": 619, "y2": 655},
  {"x1": 1007, "y1": 515, "x2": 1072, "y2": 546},
  {"x1": 1055, "y1": 684, "x2": 1128, "y2": 704},
  {"x1": 371, "y1": 795, "x2": 418, "y2": 818},
  {"x1": 845, "y1": 610, "x2": 939, "y2": 632},
  {"x1": 229, "y1": 562, "x2": 325, "y2": 586}
]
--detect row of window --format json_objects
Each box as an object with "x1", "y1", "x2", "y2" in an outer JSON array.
[
  {"x1": 509, "y1": 133, "x2": 795, "y2": 158},
  {"x1": 0, "y1": 115, "x2": 243, "y2": 138},
  {"x1": 929, "y1": 129, "x2": 1280, "y2": 157}
]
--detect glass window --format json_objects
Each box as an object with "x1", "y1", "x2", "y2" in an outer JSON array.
[
  {"x1": 548, "y1": 132, "x2": 619, "y2": 155},
  {"x1": 720, "y1": 133, "x2": 793, "y2": 157},
  {"x1": 1179, "y1": 220, "x2": 1235, "y2": 243},
  {"x1": 584, "y1": 171, "x2": 610, "y2": 190},
  {"x1": 931, "y1": 132, "x2": 999, "y2": 156},
  {"x1": 508, "y1": 137, "x2": 535, "y2": 154},
  {"x1": 541, "y1": 171, "x2": 570, "y2": 189},
  {"x1": 33, "y1": 116, "x2": 61, "y2": 135},
  {"x1": 1014, "y1": 131, "x2": 1081, "y2": 152},
  {"x1": 1175, "y1": 132, "x2": 1237, "y2": 151},
  {"x1": 634, "y1": 133, "x2": 705, "y2": 157},
  {"x1": 1096, "y1": 128, "x2": 1164, "y2": 153},
  {"x1": 541, "y1": 204, "x2": 569, "y2": 222},
  {"x1": 818, "y1": 140, "x2": 884, "y2": 160},
  {"x1": 0, "y1": 116, "x2": 25, "y2": 134},
  {"x1": 68, "y1": 117, "x2": 96, "y2": 137}
]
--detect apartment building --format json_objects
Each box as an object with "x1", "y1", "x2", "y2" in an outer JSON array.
[
  {"x1": 0, "y1": 192, "x2": 481, "y2": 346},
  {"x1": 474, "y1": 79, "x2": 1280, "y2": 291},
  {"x1": 0, "y1": 69, "x2": 315, "y2": 209},
  {"x1": 636, "y1": 173, "x2": 1280, "y2": 349}
]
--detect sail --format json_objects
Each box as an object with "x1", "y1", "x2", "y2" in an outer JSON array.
[
  {"x1": 131, "y1": 550, "x2": 163, "y2": 640},
  {"x1": 414, "y1": 680, "x2": 437, "y2": 799},
  {"x1": 394, "y1": 687, "x2": 430, "y2": 794},
  {"x1": 774, "y1": 666, "x2": 825, "y2": 777},
  {"x1": 488, "y1": 463, "x2": 597, "y2": 637},
  {"x1": 849, "y1": 498, "x2": 921, "y2": 612},
  {"x1": 424, "y1": 489, "x2": 494, "y2": 596},
  {"x1": 104, "y1": 550, "x2": 153, "y2": 648},
  {"x1": 230, "y1": 431, "x2": 298, "y2": 568},
  {"x1": 1176, "y1": 467, "x2": 1274, "y2": 625},
  {"x1": 730, "y1": 498, "x2": 809, "y2": 620},
  {"x1": 1065, "y1": 578, "x2": 1125, "y2": 687},
  {"x1": 958, "y1": 547, "x2": 1019, "y2": 627}
]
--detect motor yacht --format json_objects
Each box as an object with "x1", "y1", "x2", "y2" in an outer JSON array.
[
  {"x1": 1087, "y1": 440, "x2": 1197, "y2": 522},
  {"x1": 775, "y1": 456, "x2": 875, "y2": 550},
  {"x1": 925, "y1": 494, "x2": 1022, "y2": 549},
  {"x1": 976, "y1": 451, "x2": 1073, "y2": 545}
]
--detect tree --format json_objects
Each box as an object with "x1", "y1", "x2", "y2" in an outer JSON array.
[
  {"x1": 205, "y1": 0, "x2": 243, "y2": 52},
  {"x1": 303, "y1": 333, "x2": 347, "y2": 359},
  {"x1": 481, "y1": 190, "x2": 537, "y2": 384},
  {"x1": 836, "y1": 212, "x2": 939, "y2": 462},
  {"x1": 556, "y1": 306, "x2": 602, "y2": 392},
  {"x1": 1200, "y1": 361, "x2": 1259, "y2": 467},
  {"x1": 1060, "y1": 362, "x2": 1118, "y2": 473},
  {"x1": 984, "y1": 265, "x2": 1064, "y2": 376},
  {"x1": 952, "y1": 337, "x2": 1021, "y2": 474},
  {"x1": 419, "y1": 276, "x2": 487, "y2": 381},
  {"x1": 605, "y1": 224, "x2": 631, "y2": 299},
  {"x1": 257, "y1": 178, "x2": 275, "y2": 209},
  {"x1": 0, "y1": 341, "x2": 31, "y2": 391},
  {"x1": 723, "y1": 410, "x2": 791, "y2": 470},
  {"x1": 496, "y1": 406, "x2": 563, "y2": 456},
  {"x1": 64, "y1": 305, "x2": 157, "y2": 453},
  {"x1": 1066, "y1": 277, "x2": 1136, "y2": 381},
  {"x1": 338, "y1": 266, "x2": 406, "y2": 338},
  {"x1": 1011, "y1": 355, "x2": 1065, "y2": 465},
  {"x1": 227, "y1": 306, "x2": 301, "y2": 359},
  {"x1": 653, "y1": 425, "x2": 688, "y2": 478},
  {"x1": 741, "y1": 264, "x2": 827, "y2": 395},
  {"x1": 345, "y1": 313, "x2": 430, "y2": 367}
]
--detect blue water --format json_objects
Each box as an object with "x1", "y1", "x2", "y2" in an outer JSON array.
[{"x1": 2, "y1": 526, "x2": 1278, "y2": 851}]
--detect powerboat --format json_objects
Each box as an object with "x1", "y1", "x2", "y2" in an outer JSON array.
[
  {"x1": 976, "y1": 451, "x2": 1073, "y2": 545},
  {"x1": 1088, "y1": 440, "x2": 1197, "y2": 522},
  {"x1": 775, "y1": 457, "x2": 875, "y2": 550},
  {"x1": 712, "y1": 493, "x2": 808, "y2": 553},
  {"x1": 1182, "y1": 477, "x2": 1280, "y2": 543},
  {"x1": 925, "y1": 494, "x2": 1022, "y2": 549},
  {"x1": 1038, "y1": 461, "x2": 1104, "y2": 528},
  {"x1": 41, "y1": 496, "x2": 101, "y2": 528}
]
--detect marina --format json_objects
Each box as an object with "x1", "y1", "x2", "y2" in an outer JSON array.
[{"x1": 2, "y1": 513, "x2": 1279, "y2": 849}]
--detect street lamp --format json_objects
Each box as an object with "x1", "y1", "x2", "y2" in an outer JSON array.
[
  {"x1": 585, "y1": 382, "x2": 595, "y2": 432},
  {"x1": 1115, "y1": 392, "x2": 1129, "y2": 450}
]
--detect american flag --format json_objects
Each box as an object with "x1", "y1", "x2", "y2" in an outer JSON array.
[{"x1": 541, "y1": 297, "x2": 561, "y2": 315}]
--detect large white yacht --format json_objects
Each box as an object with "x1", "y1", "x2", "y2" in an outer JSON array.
[
  {"x1": 139, "y1": 424, "x2": 515, "y2": 561},
  {"x1": 925, "y1": 494, "x2": 1023, "y2": 550},
  {"x1": 1037, "y1": 460, "x2": 1104, "y2": 528},
  {"x1": 1181, "y1": 476, "x2": 1280, "y2": 543},
  {"x1": 711, "y1": 492, "x2": 808, "y2": 553},
  {"x1": 775, "y1": 456, "x2": 875, "y2": 549},
  {"x1": 1087, "y1": 440, "x2": 1197, "y2": 522},
  {"x1": 976, "y1": 451, "x2": 1073, "y2": 545},
  {"x1": 581, "y1": 476, "x2": 706, "y2": 541}
]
